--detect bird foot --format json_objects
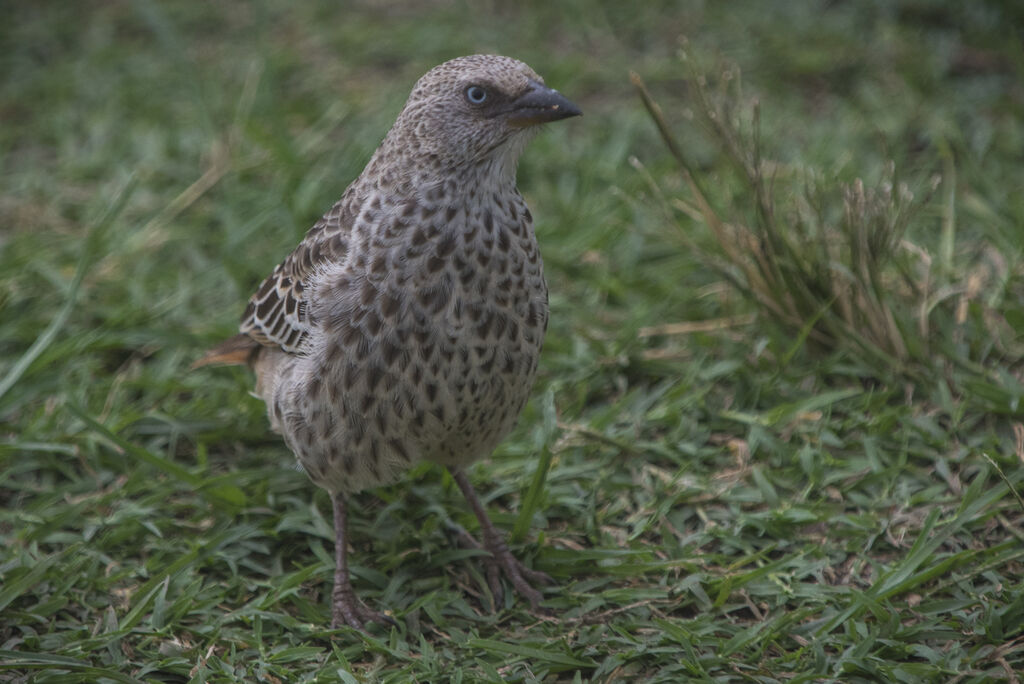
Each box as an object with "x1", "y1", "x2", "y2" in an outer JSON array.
[
  {"x1": 330, "y1": 584, "x2": 397, "y2": 631},
  {"x1": 452, "y1": 524, "x2": 554, "y2": 612}
]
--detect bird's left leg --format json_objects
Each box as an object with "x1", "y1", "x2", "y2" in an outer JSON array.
[
  {"x1": 449, "y1": 468, "x2": 554, "y2": 611},
  {"x1": 330, "y1": 492, "x2": 397, "y2": 630}
]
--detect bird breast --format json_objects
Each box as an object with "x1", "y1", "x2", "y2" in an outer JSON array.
[{"x1": 285, "y1": 185, "x2": 548, "y2": 492}]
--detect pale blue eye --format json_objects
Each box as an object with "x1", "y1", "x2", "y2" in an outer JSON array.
[{"x1": 465, "y1": 85, "x2": 488, "y2": 104}]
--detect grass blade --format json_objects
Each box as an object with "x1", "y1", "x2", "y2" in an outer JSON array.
[{"x1": 0, "y1": 176, "x2": 137, "y2": 402}]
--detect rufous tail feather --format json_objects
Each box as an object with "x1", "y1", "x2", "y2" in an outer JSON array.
[{"x1": 191, "y1": 333, "x2": 260, "y2": 369}]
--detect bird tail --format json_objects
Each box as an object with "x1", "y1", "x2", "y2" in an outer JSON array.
[{"x1": 191, "y1": 333, "x2": 261, "y2": 369}]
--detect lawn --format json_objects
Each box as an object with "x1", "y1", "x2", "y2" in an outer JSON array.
[{"x1": 2, "y1": 1, "x2": 1023, "y2": 681}]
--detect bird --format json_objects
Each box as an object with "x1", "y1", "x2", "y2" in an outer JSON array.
[{"x1": 195, "y1": 54, "x2": 580, "y2": 629}]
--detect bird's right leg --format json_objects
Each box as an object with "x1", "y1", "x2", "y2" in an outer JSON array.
[
  {"x1": 449, "y1": 468, "x2": 554, "y2": 612},
  {"x1": 330, "y1": 492, "x2": 396, "y2": 630}
]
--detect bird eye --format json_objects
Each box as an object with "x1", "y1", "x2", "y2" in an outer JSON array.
[{"x1": 465, "y1": 85, "x2": 488, "y2": 105}]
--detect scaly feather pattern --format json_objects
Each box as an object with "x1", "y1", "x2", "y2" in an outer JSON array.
[{"x1": 239, "y1": 200, "x2": 354, "y2": 354}]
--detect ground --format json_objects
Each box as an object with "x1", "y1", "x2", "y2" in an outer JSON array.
[{"x1": 2, "y1": 1, "x2": 1023, "y2": 682}]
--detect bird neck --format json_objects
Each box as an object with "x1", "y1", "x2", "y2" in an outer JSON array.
[{"x1": 361, "y1": 136, "x2": 527, "y2": 207}]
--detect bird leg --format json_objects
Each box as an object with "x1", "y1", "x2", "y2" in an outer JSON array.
[
  {"x1": 447, "y1": 522, "x2": 503, "y2": 606},
  {"x1": 449, "y1": 468, "x2": 554, "y2": 611},
  {"x1": 330, "y1": 492, "x2": 396, "y2": 630}
]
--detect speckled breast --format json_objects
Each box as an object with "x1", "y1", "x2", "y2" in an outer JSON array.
[{"x1": 291, "y1": 191, "x2": 548, "y2": 493}]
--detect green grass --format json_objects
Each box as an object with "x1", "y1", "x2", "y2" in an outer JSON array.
[{"x1": 3, "y1": 1, "x2": 1024, "y2": 681}]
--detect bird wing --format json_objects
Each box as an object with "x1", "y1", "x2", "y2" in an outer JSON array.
[{"x1": 239, "y1": 200, "x2": 353, "y2": 354}]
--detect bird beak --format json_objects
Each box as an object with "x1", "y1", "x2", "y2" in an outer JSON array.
[{"x1": 505, "y1": 80, "x2": 582, "y2": 128}]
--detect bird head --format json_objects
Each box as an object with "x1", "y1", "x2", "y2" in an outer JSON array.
[{"x1": 384, "y1": 55, "x2": 581, "y2": 176}]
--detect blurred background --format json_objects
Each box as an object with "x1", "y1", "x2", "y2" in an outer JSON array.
[{"x1": 2, "y1": 1, "x2": 1023, "y2": 681}]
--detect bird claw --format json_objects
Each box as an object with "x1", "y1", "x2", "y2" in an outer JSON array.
[
  {"x1": 331, "y1": 585, "x2": 397, "y2": 630},
  {"x1": 486, "y1": 541, "x2": 550, "y2": 612},
  {"x1": 451, "y1": 522, "x2": 552, "y2": 612}
]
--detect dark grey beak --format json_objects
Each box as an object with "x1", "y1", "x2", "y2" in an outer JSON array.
[{"x1": 506, "y1": 80, "x2": 582, "y2": 128}]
